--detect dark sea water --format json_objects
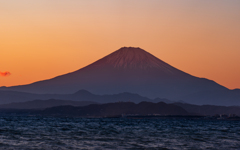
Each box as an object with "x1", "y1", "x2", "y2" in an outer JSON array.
[{"x1": 0, "y1": 116, "x2": 240, "y2": 150}]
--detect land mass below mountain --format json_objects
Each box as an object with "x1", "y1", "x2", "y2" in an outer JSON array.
[
  {"x1": 0, "y1": 89, "x2": 172, "y2": 105},
  {"x1": 1, "y1": 47, "x2": 236, "y2": 106},
  {"x1": 1, "y1": 101, "x2": 240, "y2": 117},
  {"x1": 0, "y1": 99, "x2": 97, "y2": 110},
  {"x1": 0, "y1": 102, "x2": 189, "y2": 117}
]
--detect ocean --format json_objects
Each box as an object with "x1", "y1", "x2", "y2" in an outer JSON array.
[{"x1": 0, "y1": 116, "x2": 239, "y2": 150}]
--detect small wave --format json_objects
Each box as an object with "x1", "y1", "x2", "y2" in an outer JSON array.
[{"x1": 0, "y1": 116, "x2": 239, "y2": 149}]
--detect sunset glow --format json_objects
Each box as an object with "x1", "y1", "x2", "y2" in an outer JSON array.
[{"x1": 1, "y1": 0, "x2": 240, "y2": 89}]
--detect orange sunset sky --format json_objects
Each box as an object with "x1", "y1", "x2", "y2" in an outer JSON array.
[{"x1": 0, "y1": 0, "x2": 240, "y2": 89}]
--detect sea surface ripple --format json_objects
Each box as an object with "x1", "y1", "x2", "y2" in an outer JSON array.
[{"x1": 0, "y1": 116, "x2": 240, "y2": 150}]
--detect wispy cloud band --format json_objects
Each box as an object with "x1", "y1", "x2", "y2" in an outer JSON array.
[{"x1": 0, "y1": 71, "x2": 11, "y2": 77}]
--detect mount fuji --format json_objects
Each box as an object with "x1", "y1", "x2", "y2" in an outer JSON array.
[{"x1": 0, "y1": 47, "x2": 231, "y2": 104}]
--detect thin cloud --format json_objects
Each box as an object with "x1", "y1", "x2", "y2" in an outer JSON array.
[{"x1": 0, "y1": 71, "x2": 11, "y2": 77}]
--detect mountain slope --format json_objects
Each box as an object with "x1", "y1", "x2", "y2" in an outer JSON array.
[
  {"x1": 0, "y1": 47, "x2": 228, "y2": 103},
  {"x1": 178, "y1": 89, "x2": 240, "y2": 106},
  {"x1": 174, "y1": 102, "x2": 240, "y2": 116}
]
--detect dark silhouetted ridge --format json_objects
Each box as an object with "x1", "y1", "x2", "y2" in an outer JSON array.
[
  {"x1": 42, "y1": 101, "x2": 189, "y2": 117},
  {"x1": 0, "y1": 99, "x2": 97, "y2": 109}
]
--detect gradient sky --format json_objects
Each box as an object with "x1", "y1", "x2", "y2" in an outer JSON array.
[{"x1": 1, "y1": 0, "x2": 240, "y2": 89}]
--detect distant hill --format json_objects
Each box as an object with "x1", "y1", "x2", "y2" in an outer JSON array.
[
  {"x1": 0, "y1": 99, "x2": 97, "y2": 109},
  {"x1": 174, "y1": 103, "x2": 240, "y2": 116},
  {"x1": 178, "y1": 89, "x2": 240, "y2": 106},
  {"x1": 1, "y1": 100, "x2": 240, "y2": 117},
  {"x1": 0, "y1": 90, "x2": 171, "y2": 105},
  {"x1": 0, "y1": 47, "x2": 232, "y2": 105},
  {"x1": 41, "y1": 101, "x2": 189, "y2": 117}
]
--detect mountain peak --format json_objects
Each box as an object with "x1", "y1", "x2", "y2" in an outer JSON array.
[
  {"x1": 118, "y1": 46, "x2": 144, "y2": 52},
  {"x1": 94, "y1": 47, "x2": 175, "y2": 71},
  {"x1": 111, "y1": 46, "x2": 152, "y2": 60},
  {"x1": 74, "y1": 89, "x2": 93, "y2": 95}
]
